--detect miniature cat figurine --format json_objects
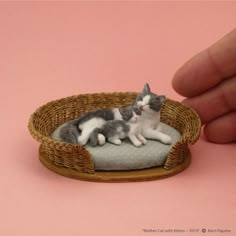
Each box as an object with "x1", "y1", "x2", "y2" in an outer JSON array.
[
  {"x1": 58, "y1": 105, "x2": 143, "y2": 145},
  {"x1": 89, "y1": 106, "x2": 147, "y2": 147},
  {"x1": 134, "y1": 83, "x2": 172, "y2": 144},
  {"x1": 56, "y1": 83, "x2": 171, "y2": 145}
]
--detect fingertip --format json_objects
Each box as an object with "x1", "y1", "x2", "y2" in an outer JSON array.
[
  {"x1": 172, "y1": 58, "x2": 199, "y2": 98},
  {"x1": 203, "y1": 112, "x2": 236, "y2": 143},
  {"x1": 181, "y1": 98, "x2": 197, "y2": 112},
  {"x1": 204, "y1": 126, "x2": 227, "y2": 144},
  {"x1": 172, "y1": 68, "x2": 183, "y2": 95}
]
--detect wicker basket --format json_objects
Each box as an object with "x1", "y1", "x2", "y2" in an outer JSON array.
[{"x1": 28, "y1": 92, "x2": 201, "y2": 182}]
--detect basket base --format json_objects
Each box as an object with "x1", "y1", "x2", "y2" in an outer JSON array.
[{"x1": 39, "y1": 147, "x2": 191, "y2": 182}]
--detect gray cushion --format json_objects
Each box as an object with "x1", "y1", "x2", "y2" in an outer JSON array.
[{"x1": 86, "y1": 123, "x2": 180, "y2": 171}]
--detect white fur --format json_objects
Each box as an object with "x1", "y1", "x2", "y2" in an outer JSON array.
[
  {"x1": 137, "y1": 95, "x2": 151, "y2": 112},
  {"x1": 78, "y1": 118, "x2": 106, "y2": 145},
  {"x1": 112, "y1": 108, "x2": 123, "y2": 120},
  {"x1": 129, "y1": 111, "x2": 139, "y2": 123},
  {"x1": 138, "y1": 95, "x2": 172, "y2": 144},
  {"x1": 98, "y1": 134, "x2": 106, "y2": 145},
  {"x1": 126, "y1": 116, "x2": 147, "y2": 147},
  {"x1": 108, "y1": 137, "x2": 122, "y2": 145}
]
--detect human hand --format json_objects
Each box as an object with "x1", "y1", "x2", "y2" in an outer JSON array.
[{"x1": 172, "y1": 29, "x2": 236, "y2": 143}]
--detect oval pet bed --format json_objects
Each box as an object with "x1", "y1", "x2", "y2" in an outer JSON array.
[
  {"x1": 28, "y1": 92, "x2": 201, "y2": 182},
  {"x1": 51, "y1": 122, "x2": 181, "y2": 171}
]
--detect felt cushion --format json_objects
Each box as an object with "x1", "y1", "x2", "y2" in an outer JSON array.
[
  {"x1": 86, "y1": 123, "x2": 180, "y2": 170},
  {"x1": 51, "y1": 122, "x2": 181, "y2": 171}
]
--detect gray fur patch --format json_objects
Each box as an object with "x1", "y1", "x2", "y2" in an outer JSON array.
[
  {"x1": 118, "y1": 107, "x2": 133, "y2": 121},
  {"x1": 101, "y1": 120, "x2": 130, "y2": 138},
  {"x1": 149, "y1": 95, "x2": 165, "y2": 112},
  {"x1": 89, "y1": 120, "x2": 130, "y2": 146},
  {"x1": 78, "y1": 109, "x2": 114, "y2": 128},
  {"x1": 89, "y1": 128, "x2": 101, "y2": 146},
  {"x1": 133, "y1": 106, "x2": 142, "y2": 115},
  {"x1": 119, "y1": 106, "x2": 142, "y2": 121},
  {"x1": 60, "y1": 124, "x2": 79, "y2": 144}
]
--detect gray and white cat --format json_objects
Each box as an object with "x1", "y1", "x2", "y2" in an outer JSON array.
[
  {"x1": 89, "y1": 106, "x2": 146, "y2": 147},
  {"x1": 56, "y1": 83, "x2": 171, "y2": 145},
  {"x1": 58, "y1": 105, "x2": 141, "y2": 145},
  {"x1": 134, "y1": 83, "x2": 172, "y2": 144}
]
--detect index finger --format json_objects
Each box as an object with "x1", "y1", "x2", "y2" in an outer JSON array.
[{"x1": 172, "y1": 28, "x2": 236, "y2": 97}]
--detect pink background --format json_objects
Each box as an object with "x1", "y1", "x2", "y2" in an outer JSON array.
[{"x1": 1, "y1": 2, "x2": 236, "y2": 236}]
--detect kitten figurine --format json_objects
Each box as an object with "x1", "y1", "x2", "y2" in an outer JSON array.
[
  {"x1": 89, "y1": 106, "x2": 147, "y2": 147},
  {"x1": 58, "y1": 104, "x2": 144, "y2": 145},
  {"x1": 134, "y1": 83, "x2": 172, "y2": 144}
]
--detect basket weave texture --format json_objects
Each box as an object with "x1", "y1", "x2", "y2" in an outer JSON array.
[{"x1": 28, "y1": 92, "x2": 201, "y2": 174}]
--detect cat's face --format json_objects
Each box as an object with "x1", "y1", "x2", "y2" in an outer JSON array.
[
  {"x1": 119, "y1": 106, "x2": 142, "y2": 123},
  {"x1": 135, "y1": 83, "x2": 165, "y2": 113}
]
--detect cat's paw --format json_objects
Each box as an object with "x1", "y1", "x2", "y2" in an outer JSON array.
[
  {"x1": 77, "y1": 136, "x2": 87, "y2": 146},
  {"x1": 140, "y1": 138, "x2": 147, "y2": 145},
  {"x1": 160, "y1": 135, "x2": 172, "y2": 145},
  {"x1": 133, "y1": 141, "x2": 142, "y2": 147},
  {"x1": 109, "y1": 138, "x2": 122, "y2": 145},
  {"x1": 98, "y1": 134, "x2": 106, "y2": 146},
  {"x1": 137, "y1": 135, "x2": 147, "y2": 145},
  {"x1": 114, "y1": 139, "x2": 122, "y2": 145}
]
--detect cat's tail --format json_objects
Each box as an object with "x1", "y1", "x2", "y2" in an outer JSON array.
[
  {"x1": 89, "y1": 128, "x2": 106, "y2": 146},
  {"x1": 59, "y1": 124, "x2": 80, "y2": 144}
]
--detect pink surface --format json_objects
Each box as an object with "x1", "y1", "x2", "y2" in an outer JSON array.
[{"x1": 1, "y1": 2, "x2": 236, "y2": 236}]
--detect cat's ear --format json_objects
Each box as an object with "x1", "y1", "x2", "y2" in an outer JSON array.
[
  {"x1": 142, "y1": 83, "x2": 151, "y2": 94},
  {"x1": 119, "y1": 107, "x2": 125, "y2": 115},
  {"x1": 133, "y1": 105, "x2": 142, "y2": 116},
  {"x1": 119, "y1": 107, "x2": 131, "y2": 121}
]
